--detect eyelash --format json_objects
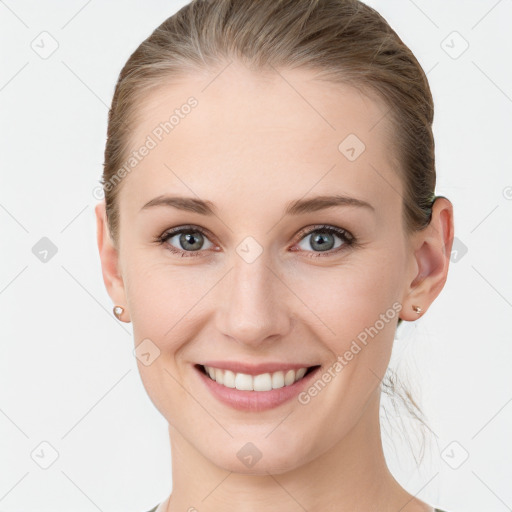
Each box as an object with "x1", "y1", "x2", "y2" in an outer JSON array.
[{"x1": 154, "y1": 224, "x2": 357, "y2": 259}]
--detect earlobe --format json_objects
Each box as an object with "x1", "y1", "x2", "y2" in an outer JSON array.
[
  {"x1": 401, "y1": 197, "x2": 454, "y2": 322},
  {"x1": 94, "y1": 202, "x2": 130, "y2": 322}
]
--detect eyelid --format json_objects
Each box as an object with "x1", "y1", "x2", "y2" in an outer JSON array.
[
  {"x1": 294, "y1": 224, "x2": 354, "y2": 242},
  {"x1": 159, "y1": 224, "x2": 216, "y2": 241}
]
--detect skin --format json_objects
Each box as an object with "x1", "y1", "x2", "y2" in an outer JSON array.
[{"x1": 95, "y1": 62, "x2": 454, "y2": 512}]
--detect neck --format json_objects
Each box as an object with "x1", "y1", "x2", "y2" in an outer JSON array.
[{"x1": 162, "y1": 389, "x2": 428, "y2": 512}]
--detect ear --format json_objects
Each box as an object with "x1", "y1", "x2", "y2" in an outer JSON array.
[
  {"x1": 95, "y1": 201, "x2": 131, "y2": 322},
  {"x1": 400, "y1": 196, "x2": 454, "y2": 321}
]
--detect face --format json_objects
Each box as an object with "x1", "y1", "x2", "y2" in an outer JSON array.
[{"x1": 100, "y1": 63, "x2": 419, "y2": 474}]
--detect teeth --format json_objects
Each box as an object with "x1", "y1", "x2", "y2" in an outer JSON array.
[{"x1": 203, "y1": 365, "x2": 310, "y2": 391}]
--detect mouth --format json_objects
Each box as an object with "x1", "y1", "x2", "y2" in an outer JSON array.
[{"x1": 195, "y1": 363, "x2": 321, "y2": 392}]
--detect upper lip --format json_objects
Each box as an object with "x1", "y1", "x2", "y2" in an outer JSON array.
[{"x1": 197, "y1": 361, "x2": 320, "y2": 375}]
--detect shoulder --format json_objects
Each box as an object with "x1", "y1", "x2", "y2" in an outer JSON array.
[
  {"x1": 143, "y1": 505, "x2": 448, "y2": 512},
  {"x1": 143, "y1": 504, "x2": 450, "y2": 512}
]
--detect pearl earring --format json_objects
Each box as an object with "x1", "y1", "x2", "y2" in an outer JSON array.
[{"x1": 113, "y1": 305, "x2": 124, "y2": 320}]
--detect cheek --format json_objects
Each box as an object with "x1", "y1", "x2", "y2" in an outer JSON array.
[
  {"x1": 123, "y1": 256, "x2": 222, "y2": 361},
  {"x1": 287, "y1": 259, "x2": 403, "y2": 423},
  {"x1": 297, "y1": 257, "x2": 401, "y2": 329},
  {"x1": 123, "y1": 260, "x2": 206, "y2": 417},
  {"x1": 289, "y1": 250, "x2": 404, "y2": 369}
]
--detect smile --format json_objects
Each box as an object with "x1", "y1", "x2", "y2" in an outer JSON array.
[
  {"x1": 200, "y1": 364, "x2": 318, "y2": 391},
  {"x1": 193, "y1": 360, "x2": 323, "y2": 411}
]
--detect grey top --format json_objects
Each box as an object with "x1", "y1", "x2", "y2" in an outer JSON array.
[{"x1": 146, "y1": 505, "x2": 448, "y2": 512}]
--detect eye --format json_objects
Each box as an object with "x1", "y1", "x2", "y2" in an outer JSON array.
[
  {"x1": 293, "y1": 225, "x2": 355, "y2": 257},
  {"x1": 155, "y1": 223, "x2": 356, "y2": 258},
  {"x1": 155, "y1": 225, "x2": 215, "y2": 257}
]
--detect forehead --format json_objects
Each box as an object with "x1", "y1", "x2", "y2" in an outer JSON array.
[{"x1": 120, "y1": 63, "x2": 402, "y2": 217}]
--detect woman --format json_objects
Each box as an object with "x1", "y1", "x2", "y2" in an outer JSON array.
[{"x1": 95, "y1": 0, "x2": 454, "y2": 510}]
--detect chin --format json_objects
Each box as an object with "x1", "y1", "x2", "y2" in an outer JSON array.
[{"x1": 204, "y1": 436, "x2": 315, "y2": 475}]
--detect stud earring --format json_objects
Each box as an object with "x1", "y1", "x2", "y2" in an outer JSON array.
[
  {"x1": 412, "y1": 305, "x2": 422, "y2": 314},
  {"x1": 113, "y1": 305, "x2": 124, "y2": 320}
]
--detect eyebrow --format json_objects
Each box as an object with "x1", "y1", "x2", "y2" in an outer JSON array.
[{"x1": 140, "y1": 194, "x2": 375, "y2": 215}]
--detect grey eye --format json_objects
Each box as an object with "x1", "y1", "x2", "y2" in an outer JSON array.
[
  {"x1": 297, "y1": 230, "x2": 344, "y2": 252},
  {"x1": 167, "y1": 230, "x2": 214, "y2": 252}
]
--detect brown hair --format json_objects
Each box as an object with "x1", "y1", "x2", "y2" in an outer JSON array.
[{"x1": 101, "y1": 0, "x2": 436, "y2": 460}]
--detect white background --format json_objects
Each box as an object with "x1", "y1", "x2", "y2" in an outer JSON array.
[{"x1": 1, "y1": 1, "x2": 511, "y2": 511}]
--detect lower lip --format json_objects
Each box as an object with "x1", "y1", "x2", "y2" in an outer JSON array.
[{"x1": 194, "y1": 365, "x2": 321, "y2": 412}]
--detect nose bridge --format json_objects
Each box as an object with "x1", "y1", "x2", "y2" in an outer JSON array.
[{"x1": 216, "y1": 250, "x2": 291, "y2": 346}]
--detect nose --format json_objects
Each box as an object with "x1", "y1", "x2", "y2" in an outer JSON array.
[{"x1": 215, "y1": 252, "x2": 293, "y2": 348}]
